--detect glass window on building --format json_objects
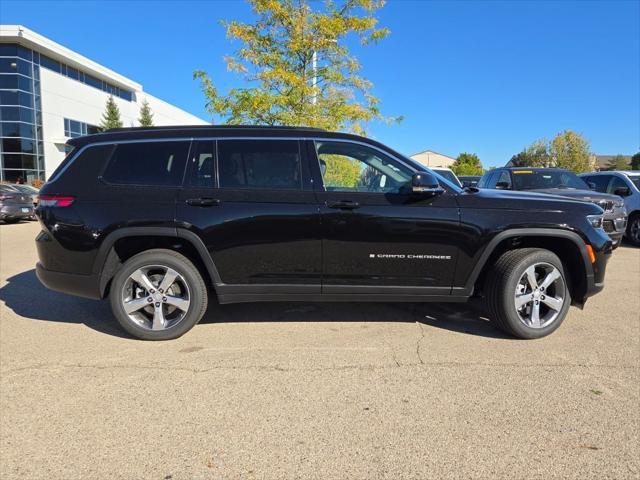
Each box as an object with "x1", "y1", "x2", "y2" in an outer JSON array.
[
  {"x1": 64, "y1": 118, "x2": 101, "y2": 138},
  {"x1": 0, "y1": 44, "x2": 45, "y2": 182}
]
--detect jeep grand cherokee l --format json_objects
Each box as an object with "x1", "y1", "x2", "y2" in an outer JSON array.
[{"x1": 35, "y1": 126, "x2": 611, "y2": 340}]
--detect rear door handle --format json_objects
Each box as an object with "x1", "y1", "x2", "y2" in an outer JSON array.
[
  {"x1": 326, "y1": 200, "x2": 360, "y2": 210},
  {"x1": 186, "y1": 197, "x2": 221, "y2": 207}
]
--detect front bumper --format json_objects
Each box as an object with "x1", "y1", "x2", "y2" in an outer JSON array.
[
  {"x1": 603, "y1": 216, "x2": 627, "y2": 247},
  {"x1": 36, "y1": 262, "x2": 102, "y2": 300}
]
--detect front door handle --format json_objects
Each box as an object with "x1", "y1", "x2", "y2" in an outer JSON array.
[
  {"x1": 186, "y1": 197, "x2": 221, "y2": 207},
  {"x1": 326, "y1": 200, "x2": 360, "y2": 210}
]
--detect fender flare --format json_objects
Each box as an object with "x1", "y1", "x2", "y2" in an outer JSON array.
[
  {"x1": 457, "y1": 228, "x2": 592, "y2": 295},
  {"x1": 94, "y1": 227, "x2": 222, "y2": 297}
]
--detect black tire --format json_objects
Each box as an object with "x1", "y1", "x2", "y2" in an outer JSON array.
[
  {"x1": 484, "y1": 248, "x2": 571, "y2": 339},
  {"x1": 109, "y1": 249, "x2": 208, "y2": 340},
  {"x1": 626, "y1": 213, "x2": 640, "y2": 247}
]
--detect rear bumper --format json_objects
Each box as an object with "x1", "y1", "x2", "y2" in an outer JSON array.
[
  {"x1": 36, "y1": 262, "x2": 101, "y2": 300},
  {"x1": 1, "y1": 204, "x2": 33, "y2": 219}
]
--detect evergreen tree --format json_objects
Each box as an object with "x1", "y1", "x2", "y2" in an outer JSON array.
[
  {"x1": 138, "y1": 99, "x2": 154, "y2": 127},
  {"x1": 100, "y1": 96, "x2": 123, "y2": 130}
]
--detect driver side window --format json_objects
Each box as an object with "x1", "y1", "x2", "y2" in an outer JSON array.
[{"x1": 315, "y1": 141, "x2": 412, "y2": 193}]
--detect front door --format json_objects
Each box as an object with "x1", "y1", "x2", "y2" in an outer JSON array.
[
  {"x1": 308, "y1": 140, "x2": 460, "y2": 295},
  {"x1": 176, "y1": 138, "x2": 322, "y2": 293}
]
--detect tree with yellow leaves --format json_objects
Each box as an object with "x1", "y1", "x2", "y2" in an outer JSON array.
[{"x1": 194, "y1": 0, "x2": 400, "y2": 134}]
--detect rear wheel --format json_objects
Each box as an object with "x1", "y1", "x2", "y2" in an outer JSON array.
[
  {"x1": 109, "y1": 249, "x2": 208, "y2": 340},
  {"x1": 485, "y1": 248, "x2": 571, "y2": 339},
  {"x1": 626, "y1": 213, "x2": 640, "y2": 246}
]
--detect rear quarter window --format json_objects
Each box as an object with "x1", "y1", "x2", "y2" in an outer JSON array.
[
  {"x1": 48, "y1": 144, "x2": 115, "y2": 187},
  {"x1": 102, "y1": 141, "x2": 190, "y2": 186}
]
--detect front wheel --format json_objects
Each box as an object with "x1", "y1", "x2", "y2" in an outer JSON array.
[
  {"x1": 626, "y1": 214, "x2": 640, "y2": 247},
  {"x1": 485, "y1": 248, "x2": 571, "y2": 339},
  {"x1": 109, "y1": 249, "x2": 208, "y2": 340}
]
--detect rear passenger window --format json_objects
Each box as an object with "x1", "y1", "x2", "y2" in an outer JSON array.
[
  {"x1": 102, "y1": 141, "x2": 190, "y2": 186},
  {"x1": 187, "y1": 140, "x2": 216, "y2": 187},
  {"x1": 217, "y1": 140, "x2": 301, "y2": 190}
]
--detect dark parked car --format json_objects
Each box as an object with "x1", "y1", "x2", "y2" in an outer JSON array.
[
  {"x1": 459, "y1": 175, "x2": 481, "y2": 188},
  {"x1": 36, "y1": 126, "x2": 611, "y2": 340},
  {"x1": 11, "y1": 184, "x2": 39, "y2": 218},
  {"x1": 580, "y1": 171, "x2": 640, "y2": 246},
  {"x1": 478, "y1": 167, "x2": 627, "y2": 248},
  {"x1": 0, "y1": 184, "x2": 34, "y2": 223}
]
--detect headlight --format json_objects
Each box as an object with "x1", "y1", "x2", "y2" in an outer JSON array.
[
  {"x1": 587, "y1": 214, "x2": 603, "y2": 229},
  {"x1": 614, "y1": 200, "x2": 625, "y2": 208}
]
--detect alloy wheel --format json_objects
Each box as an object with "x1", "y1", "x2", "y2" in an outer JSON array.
[
  {"x1": 121, "y1": 265, "x2": 191, "y2": 331},
  {"x1": 514, "y1": 262, "x2": 566, "y2": 329},
  {"x1": 630, "y1": 217, "x2": 640, "y2": 244}
]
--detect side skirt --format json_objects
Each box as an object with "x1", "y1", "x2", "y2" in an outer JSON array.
[{"x1": 217, "y1": 293, "x2": 469, "y2": 304}]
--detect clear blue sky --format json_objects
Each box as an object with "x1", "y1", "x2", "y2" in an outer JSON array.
[{"x1": 3, "y1": 0, "x2": 638, "y2": 166}]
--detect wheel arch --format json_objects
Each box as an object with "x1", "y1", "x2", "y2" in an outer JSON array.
[
  {"x1": 94, "y1": 227, "x2": 222, "y2": 298},
  {"x1": 465, "y1": 229, "x2": 592, "y2": 306}
]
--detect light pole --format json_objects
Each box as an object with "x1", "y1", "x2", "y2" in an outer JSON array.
[
  {"x1": 311, "y1": 39, "x2": 337, "y2": 105},
  {"x1": 311, "y1": 50, "x2": 318, "y2": 105}
]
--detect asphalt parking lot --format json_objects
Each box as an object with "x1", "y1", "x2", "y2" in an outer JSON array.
[{"x1": 0, "y1": 221, "x2": 638, "y2": 479}]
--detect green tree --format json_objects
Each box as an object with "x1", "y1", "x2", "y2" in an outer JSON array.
[
  {"x1": 321, "y1": 154, "x2": 361, "y2": 187},
  {"x1": 138, "y1": 99, "x2": 154, "y2": 127},
  {"x1": 607, "y1": 154, "x2": 629, "y2": 171},
  {"x1": 549, "y1": 130, "x2": 591, "y2": 173},
  {"x1": 630, "y1": 152, "x2": 640, "y2": 170},
  {"x1": 451, "y1": 152, "x2": 483, "y2": 176},
  {"x1": 194, "y1": 0, "x2": 399, "y2": 134},
  {"x1": 100, "y1": 96, "x2": 123, "y2": 130},
  {"x1": 509, "y1": 140, "x2": 550, "y2": 168}
]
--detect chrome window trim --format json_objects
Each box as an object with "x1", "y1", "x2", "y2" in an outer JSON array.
[{"x1": 47, "y1": 135, "x2": 460, "y2": 193}]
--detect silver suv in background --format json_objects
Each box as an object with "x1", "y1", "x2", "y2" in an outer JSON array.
[{"x1": 580, "y1": 171, "x2": 640, "y2": 246}]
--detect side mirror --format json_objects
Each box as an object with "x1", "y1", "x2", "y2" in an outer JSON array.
[
  {"x1": 411, "y1": 172, "x2": 444, "y2": 196},
  {"x1": 495, "y1": 181, "x2": 511, "y2": 190},
  {"x1": 587, "y1": 181, "x2": 596, "y2": 190},
  {"x1": 614, "y1": 186, "x2": 630, "y2": 197}
]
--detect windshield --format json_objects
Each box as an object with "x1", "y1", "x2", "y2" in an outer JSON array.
[
  {"x1": 512, "y1": 170, "x2": 589, "y2": 190},
  {"x1": 433, "y1": 169, "x2": 463, "y2": 188},
  {"x1": 400, "y1": 156, "x2": 464, "y2": 193},
  {"x1": 628, "y1": 175, "x2": 640, "y2": 190}
]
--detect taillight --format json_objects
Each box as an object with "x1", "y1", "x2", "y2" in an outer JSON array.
[{"x1": 37, "y1": 195, "x2": 75, "y2": 207}]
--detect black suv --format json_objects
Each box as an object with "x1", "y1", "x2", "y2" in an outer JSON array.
[
  {"x1": 478, "y1": 167, "x2": 627, "y2": 247},
  {"x1": 35, "y1": 126, "x2": 611, "y2": 340}
]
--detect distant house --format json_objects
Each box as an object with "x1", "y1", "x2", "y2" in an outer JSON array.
[
  {"x1": 410, "y1": 150, "x2": 456, "y2": 168},
  {"x1": 591, "y1": 155, "x2": 632, "y2": 171}
]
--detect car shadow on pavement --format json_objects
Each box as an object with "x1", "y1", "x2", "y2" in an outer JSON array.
[
  {"x1": 0, "y1": 269, "x2": 130, "y2": 338},
  {"x1": 200, "y1": 297, "x2": 510, "y2": 339},
  {"x1": 0, "y1": 269, "x2": 509, "y2": 339}
]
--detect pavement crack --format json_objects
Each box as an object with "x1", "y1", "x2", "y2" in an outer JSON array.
[
  {"x1": 415, "y1": 321, "x2": 426, "y2": 364},
  {"x1": 1, "y1": 361, "x2": 637, "y2": 377}
]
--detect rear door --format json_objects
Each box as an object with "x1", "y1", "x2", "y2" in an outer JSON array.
[
  {"x1": 176, "y1": 138, "x2": 321, "y2": 291},
  {"x1": 309, "y1": 139, "x2": 460, "y2": 294}
]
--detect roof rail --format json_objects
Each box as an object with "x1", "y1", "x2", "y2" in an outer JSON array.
[{"x1": 104, "y1": 124, "x2": 327, "y2": 133}]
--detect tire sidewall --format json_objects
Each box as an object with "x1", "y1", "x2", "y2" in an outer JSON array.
[
  {"x1": 110, "y1": 251, "x2": 206, "y2": 340},
  {"x1": 627, "y1": 214, "x2": 640, "y2": 246},
  {"x1": 499, "y1": 251, "x2": 571, "y2": 339}
]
